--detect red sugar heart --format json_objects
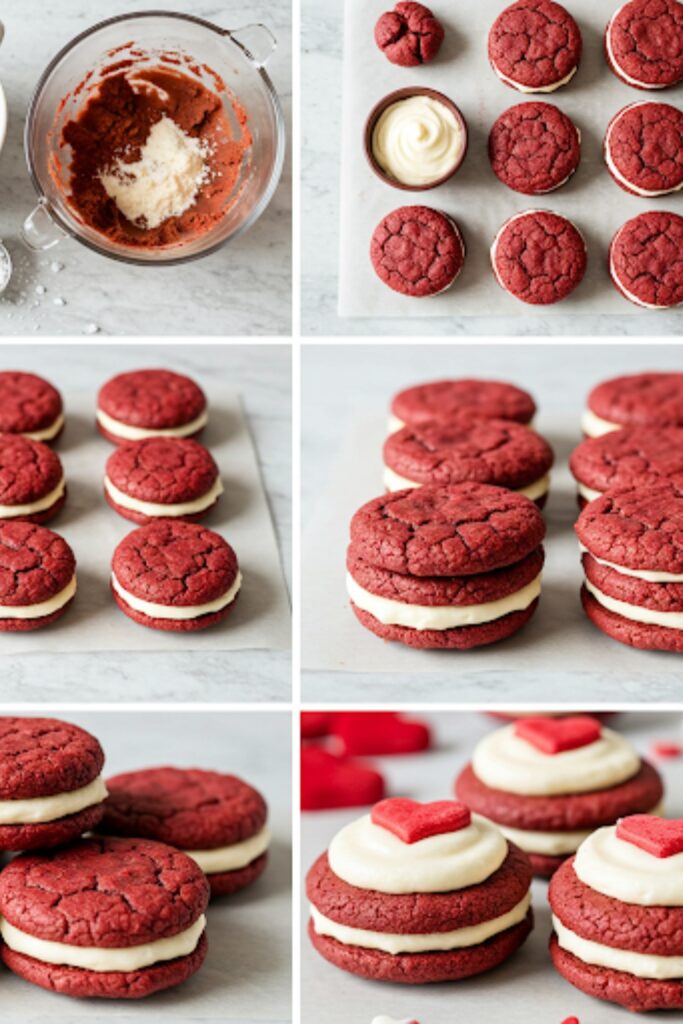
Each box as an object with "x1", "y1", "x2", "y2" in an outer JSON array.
[
  {"x1": 300, "y1": 746, "x2": 385, "y2": 811},
  {"x1": 300, "y1": 712, "x2": 336, "y2": 740},
  {"x1": 371, "y1": 797, "x2": 471, "y2": 844},
  {"x1": 333, "y1": 712, "x2": 431, "y2": 756},
  {"x1": 650, "y1": 741, "x2": 683, "y2": 760},
  {"x1": 561, "y1": 1018, "x2": 579, "y2": 1024},
  {"x1": 617, "y1": 815, "x2": 683, "y2": 859},
  {"x1": 515, "y1": 715, "x2": 601, "y2": 755}
]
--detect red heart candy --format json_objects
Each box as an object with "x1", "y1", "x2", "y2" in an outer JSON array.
[
  {"x1": 371, "y1": 797, "x2": 471, "y2": 844},
  {"x1": 300, "y1": 712, "x2": 336, "y2": 740},
  {"x1": 333, "y1": 712, "x2": 431, "y2": 756},
  {"x1": 515, "y1": 715, "x2": 601, "y2": 755},
  {"x1": 300, "y1": 747, "x2": 385, "y2": 811},
  {"x1": 650, "y1": 741, "x2": 682, "y2": 760},
  {"x1": 561, "y1": 1018, "x2": 579, "y2": 1024},
  {"x1": 617, "y1": 815, "x2": 683, "y2": 858}
]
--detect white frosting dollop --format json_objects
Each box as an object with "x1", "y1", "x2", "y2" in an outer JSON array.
[
  {"x1": 574, "y1": 823, "x2": 683, "y2": 906},
  {"x1": 372, "y1": 95, "x2": 465, "y2": 187}
]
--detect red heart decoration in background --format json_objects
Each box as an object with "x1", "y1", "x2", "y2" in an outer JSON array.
[
  {"x1": 301, "y1": 747, "x2": 385, "y2": 811},
  {"x1": 515, "y1": 715, "x2": 601, "y2": 755},
  {"x1": 617, "y1": 815, "x2": 683, "y2": 858},
  {"x1": 334, "y1": 712, "x2": 431, "y2": 756},
  {"x1": 372, "y1": 797, "x2": 471, "y2": 844},
  {"x1": 561, "y1": 1018, "x2": 579, "y2": 1024},
  {"x1": 650, "y1": 741, "x2": 683, "y2": 760},
  {"x1": 300, "y1": 712, "x2": 336, "y2": 740}
]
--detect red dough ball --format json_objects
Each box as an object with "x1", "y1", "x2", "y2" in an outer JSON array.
[
  {"x1": 301, "y1": 747, "x2": 385, "y2": 811},
  {"x1": 375, "y1": 2, "x2": 445, "y2": 67}
]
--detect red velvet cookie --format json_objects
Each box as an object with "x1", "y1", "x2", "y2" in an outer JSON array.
[
  {"x1": 375, "y1": 2, "x2": 444, "y2": 67},
  {"x1": 606, "y1": 0, "x2": 683, "y2": 90},
  {"x1": 97, "y1": 369, "x2": 207, "y2": 445},
  {"x1": 585, "y1": 372, "x2": 683, "y2": 435},
  {"x1": 370, "y1": 206, "x2": 465, "y2": 297},
  {"x1": 111, "y1": 520, "x2": 240, "y2": 632},
  {"x1": 0, "y1": 716, "x2": 106, "y2": 851},
  {"x1": 98, "y1": 766, "x2": 268, "y2": 897},
  {"x1": 0, "y1": 521, "x2": 76, "y2": 632},
  {"x1": 492, "y1": 210, "x2": 586, "y2": 304},
  {"x1": 0, "y1": 836, "x2": 209, "y2": 999},
  {"x1": 488, "y1": 0, "x2": 582, "y2": 92},
  {"x1": 489, "y1": 102, "x2": 581, "y2": 194},
  {"x1": 570, "y1": 426, "x2": 683, "y2": 506},
  {"x1": 610, "y1": 211, "x2": 683, "y2": 308},
  {"x1": 605, "y1": 102, "x2": 683, "y2": 197},
  {"x1": 0, "y1": 434, "x2": 65, "y2": 523},
  {"x1": 390, "y1": 379, "x2": 536, "y2": 430},
  {"x1": 0, "y1": 371, "x2": 63, "y2": 442},
  {"x1": 105, "y1": 437, "x2": 221, "y2": 525}
]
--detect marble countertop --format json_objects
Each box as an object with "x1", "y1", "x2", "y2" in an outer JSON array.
[
  {"x1": 302, "y1": 0, "x2": 680, "y2": 337},
  {"x1": 0, "y1": 343, "x2": 292, "y2": 703},
  {"x1": 0, "y1": 0, "x2": 291, "y2": 337}
]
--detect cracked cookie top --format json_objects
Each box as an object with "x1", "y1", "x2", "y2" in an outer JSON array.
[
  {"x1": 371, "y1": 206, "x2": 464, "y2": 298},
  {"x1": 375, "y1": 2, "x2": 444, "y2": 67},
  {"x1": 0, "y1": 435, "x2": 63, "y2": 505},
  {"x1": 0, "y1": 521, "x2": 75, "y2": 607},
  {"x1": 488, "y1": 0, "x2": 582, "y2": 90},
  {"x1": 570, "y1": 427, "x2": 683, "y2": 492},
  {"x1": 493, "y1": 210, "x2": 586, "y2": 305},
  {"x1": 607, "y1": 0, "x2": 683, "y2": 89},
  {"x1": 489, "y1": 101, "x2": 580, "y2": 195},
  {"x1": 391, "y1": 379, "x2": 536, "y2": 427},
  {"x1": 0, "y1": 372, "x2": 62, "y2": 436},
  {"x1": 0, "y1": 717, "x2": 103, "y2": 799},
  {"x1": 98, "y1": 369, "x2": 206, "y2": 430},
  {"x1": 106, "y1": 437, "x2": 218, "y2": 504},
  {"x1": 606, "y1": 102, "x2": 683, "y2": 195},
  {"x1": 588, "y1": 373, "x2": 683, "y2": 429}
]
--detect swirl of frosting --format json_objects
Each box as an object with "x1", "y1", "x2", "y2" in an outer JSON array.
[
  {"x1": 372, "y1": 96, "x2": 465, "y2": 187},
  {"x1": 574, "y1": 823, "x2": 683, "y2": 906},
  {"x1": 472, "y1": 723, "x2": 640, "y2": 796},
  {"x1": 328, "y1": 811, "x2": 507, "y2": 894}
]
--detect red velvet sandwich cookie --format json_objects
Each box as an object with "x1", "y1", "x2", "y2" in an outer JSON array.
[
  {"x1": 491, "y1": 210, "x2": 586, "y2": 304},
  {"x1": 111, "y1": 520, "x2": 240, "y2": 632},
  {"x1": 389, "y1": 378, "x2": 536, "y2": 434},
  {"x1": 610, "y1": 211, "x2": 683, "y2": 308},
  {"x1": 577, "y1": 480, "x2": 683, "y2": 651},
  {"x1": 0, "y1": 521, "x2": 76, "y2": 631},
  {"x1": 570, "y1": 426, "x2": 683, "y2": 506},
  {"x1": 0, "y1": 371, "x2": 63, "y2": 443},
  {"x1": 0, "y1": 716, "x2": 106, "y2": 851},
  {"x1": 606, "y1": 0, "x2": 683, "y2": 90},
  {"x1": 0, "y1": 434, "x2": 66, "y2": 523},
  {"x1": 488, "y1": 1, "x2": 582, "y2": 93},
  {"x1": 370, "y1": 206, "x2": 465, "y2": 297},
  {"x1": 375, "y1": 2, "x2": 444, "y2": 66},
  {"x1": 347, "y1": 484, "x2": 545, "y2": 649},
  {"x1": 383, "y1": 418, "x2": 554, "y2": 505},
  {"x1": 582, "y1": 372, "x2": 683, "y2": 437},
  {"x1": 97, "y1": 369, "x2": 208, "y2": 445},
  {"x1": 307, "y1": 798, "x2": 533, "y2": 983},
  {"x1": 104, "y1": 437, "x2": 222, "y2": 525},
  {"x1": 549, "y1": 816, "x2": 683, "y2": 1011},
  {"x1": 98, "y1": 766, "x2": 269, "y2": 897},
  {"x1": 489, "y1": 102, "x2": 581, "y2": 194},
  {"x1": 605, "y1": 102, "x2": 683, "y2": 197},
  {"x1": 0, "y1": 836, "x2": 209, "y2": 999},
  {"x1": 455, "y1": 716, "x2": 664, "y2": 877}
]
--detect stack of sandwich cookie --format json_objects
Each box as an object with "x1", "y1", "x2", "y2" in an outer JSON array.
[
  {"x1": 0, "y1": 836, "x2": 209, "y2": 999},
  {"x1": 604, "y1": 102, "x2": 683, "y2": 197},
  {"x1": 570, "y1": 427, "x2": 683, "y2": 507},
  {"x1": 455, "y1": 716, "x2": 664, "y2": 877},
  {"x1": 605, "y1": 0, "x2": 683, "y2": 89},
  {"x1": 488, "y1": 0, "x2": 582, "y2": 93},
  {"x1": 98, "y1": 766, "x2": 269, "y2": 897},
  {"x1": 307, "y1": 797, "x2": 534, "y2": 983},
  {"x1": 347, "y1": 484, "x2": 545, "y2": 650},
  {"x1": 0, "y1": 521, "x2": 76, "y2": 631},
  {"x1": 491, "y1": 210, "x2": 586, "y2": 304},
  {"x1": 0, "y1": 371, "x2": 64, "y2": 443},
  {"x1": 0, "y1": 717, "x2": 107, "y2": 851},
  {"x1": 97, "y1": 369, "x2": 208, "y2": 445},
  {"x1": 549, "y1": 815, "x2": 683, "y2": 1011},
  {"x1": 582, "y1": 372, "x2": 683, "y2": 437},
  {"x1": 389, "y1": 378, "x2": 536, "y2": 433},
  {"x1": 0, "y1": 435, "x2": 66, "y2": 522},
  {"x1": 610, "y1": 211, "x2": 683, "y2": 308}
]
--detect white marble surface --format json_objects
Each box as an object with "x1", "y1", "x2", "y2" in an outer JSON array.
[
  {"x1": 0, "y1": 0, "x2": 291, "y2": 337},
  {"x1": 0, "y1": 343, "x2": 292, "y2": 702},
  {"x1": 301, "y1": 0, "x2": 681, "y2": 337}
]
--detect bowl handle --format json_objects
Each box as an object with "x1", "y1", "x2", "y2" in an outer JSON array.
[
  {"x1": 0, "y1": 21, "x2": 4, "y2": 47},
  {"x1": 225, "y1": 24, "x2": 277, "y2": 69},
  {"x1": 22, "y1": 199, "x2": 67, "y2": 251}
]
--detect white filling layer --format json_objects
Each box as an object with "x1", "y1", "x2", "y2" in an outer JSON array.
[
  {"x1": 185, "y1": 826, "x2": 270, "y2": 873},
  {"x1": 23, "y1": 413, "x2": 64, "y2": 442},
  {"x1": 581, "y1": 408, "x2": 622, "y2": 437},
  {"x1": 311, "y1": 892, "x2": 531, "y2": 955},
  {"x1": 347, "y1": 572, "x2": 541, "y2": 630},
  {"x1": 0, "y1": 477, "x2": 65, "y2": 517},
  {"x1": 606, "y1": 9, "x2": 670, "y2": 89},
  {"x1": 96, "y1": 407, "x2": 208, "y2": 442},
  {"x1": 388, "y1": 414, "x2": 406, "y2": 434},
  {"x1": 0, "y1": 914, "x2": 205, "y2": 973},
  {"x1": 111, "y1": 570, "x2": 241, "y2": 621},
  {"x1": 575, "y1": 822, "x2": 683, "y2": 906},
  {"x1": 605, "y1": 105, "x2": 683, "y2": 197},
  {"x1": 554, "y1": 914, "x2": 683, "y2": 980},
  {"x1": 498, "y1": 801, "x2": 664, "y2": 856},
  {"x1": 577, "y1": 481, "x2": 602, "y2": 502},
  {"x1": 585, "y1": 577, "x2": 683, "y2": 630},
  {"x1": 104, "y1": 475, "x2": 223, "y2": 518},
  {"x1": 581, "y1": 544, "x2": 683, "y2": 583},
  {"x1": 0, "y1": 574, "x2": 76, "y2": 620},
  {"x1": 0, "y1": 776, "x2": 107, "y2": 825},
  {"x1": 493, "y1": 65, "x2": 578, "y2": 93},
  {"x1": 382, "y1": 464, "x2": 550, "y2": 501}
]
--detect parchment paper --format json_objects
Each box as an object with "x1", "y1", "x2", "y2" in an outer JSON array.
[
  {"x1": 0, "y1": 389, "x2": 290, "y2": 654},
  {"x1": 339, "y1": 0, "x2": 683, "y2": 317}
]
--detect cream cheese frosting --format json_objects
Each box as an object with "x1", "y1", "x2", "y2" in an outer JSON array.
[
  {"x1": 382, "y1": 464, "x2": 550, "y2": 501},
  {"x1": 25, "y1": 412, "x2": 64, "y2": 442},
  {"x1": 0, "y1": 574, "x2": 76, "y2": 620},
  {"x1": 577, "y1": 481, "x2": 602, "y2": 502},
  {"x1": 104, "y1": 474, "x2": 223, "y2": 519},
  {"x1": 553, "y1": 914, "x2": 683, "y2": 980},
  {"x1": 574, "y1": 822, "x2": 683, "y2": 906},
  {"x1": 0, "y1": 477, "x2": 65, "y2": 517},
  {"x1": 499, "y1": 801, "x2": 664, "y2": 856},
  {"x1": 584, "y1": 578, "x2": 683, "y2": 630},
  {"x1": 185, "y1": 826, "x2": 270, "y2": 874},
  {"x1": 581, "y1": 544, "x2": 683, "y2": 583},
  {"x1": 111, "y1": 570, "x2": 241, "y2": 621},
  {"x1": 0, "y1": 776, "x2": 107, "y2": 825},
  {"x1": 493, "y1": 66, "x2": 578, "y2": 93},
  {"x1": 581, "y1": 408, "x2": 622, "y2": 437},
  {"x1": 96, "y1": 406, "x2": 208, "y2": 442},
  {"x1": 372, "y1": 95, "x2": 466, "y2": 187}
]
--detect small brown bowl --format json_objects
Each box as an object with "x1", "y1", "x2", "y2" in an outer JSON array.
[{"x1": 364, "y1": 87, "x2": 469, "y2": 192}]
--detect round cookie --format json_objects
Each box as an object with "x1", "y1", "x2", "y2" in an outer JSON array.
[
  {"x1": 491, "y1": 210, "x2": 586, "y2": 304},
  {"x1": 582, "y1": 372, "x2": 683, "y2": 436},
  {"x1": 570, "y1": 426, "x2": 683, "y2": 504},
  {"x1": 390, "y1": 379, "x2": 536, "y2": 432},
  {"x1": 610, "y1": 211, "x2": 683, "y2": 308},
  {"x1": 605, "y1": 102, "x2": 683, "y2": 196},
  {"x1": 97, "y1": 369, "x2": 208, "y2": 445},
  {"x1": 0, "y1": 434, "x2": 66, "y2": 523},
  {"x1": 488, "y1": 1, "x2": 582, "y2": 93},
  {"x1": 489, "y1": 102, "x2": 581, "y2": 194},
  {"x1": 0, "y1": 836, "x2": 209, "y2": 999},
  {"x1": 606, "y1": 0, "x2": 683, "y2": 90},
  {"x1": 370, "y1": 206, "x2": 465, "y2": 298},
  {"x1": 374, "y1": 2, "x2": 445, "y2": 67},
  {"x1": 111, "y1": 520, "x2": 240, "y2": 632},
  {"x1": 0, "y1": 521, "x2": 76, "y2": 632},
  {"x1": 0, "y1": 716, "x2": 106, "y2": 851},
  {"x1": 104, "y1": 437, "x2": 222, "y2": 525},
  {"x1": 0, "y1": 372, "x2": 63, "y2": 442},
  {"x1": 98, "y1": 766, "x2": 269, "y2": 897}
]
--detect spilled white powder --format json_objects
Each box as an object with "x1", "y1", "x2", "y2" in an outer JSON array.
[{"x1": 99, "y1": 116, "x2": 209, "y2": 229}]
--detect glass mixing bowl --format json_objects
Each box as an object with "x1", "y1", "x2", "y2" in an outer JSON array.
[
  {"x1": 23, "y1": 11, "x2": 285, "y2": 264},
  {"x1": 0, "y1": 21, "x2": 7, "y2": 156}
]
